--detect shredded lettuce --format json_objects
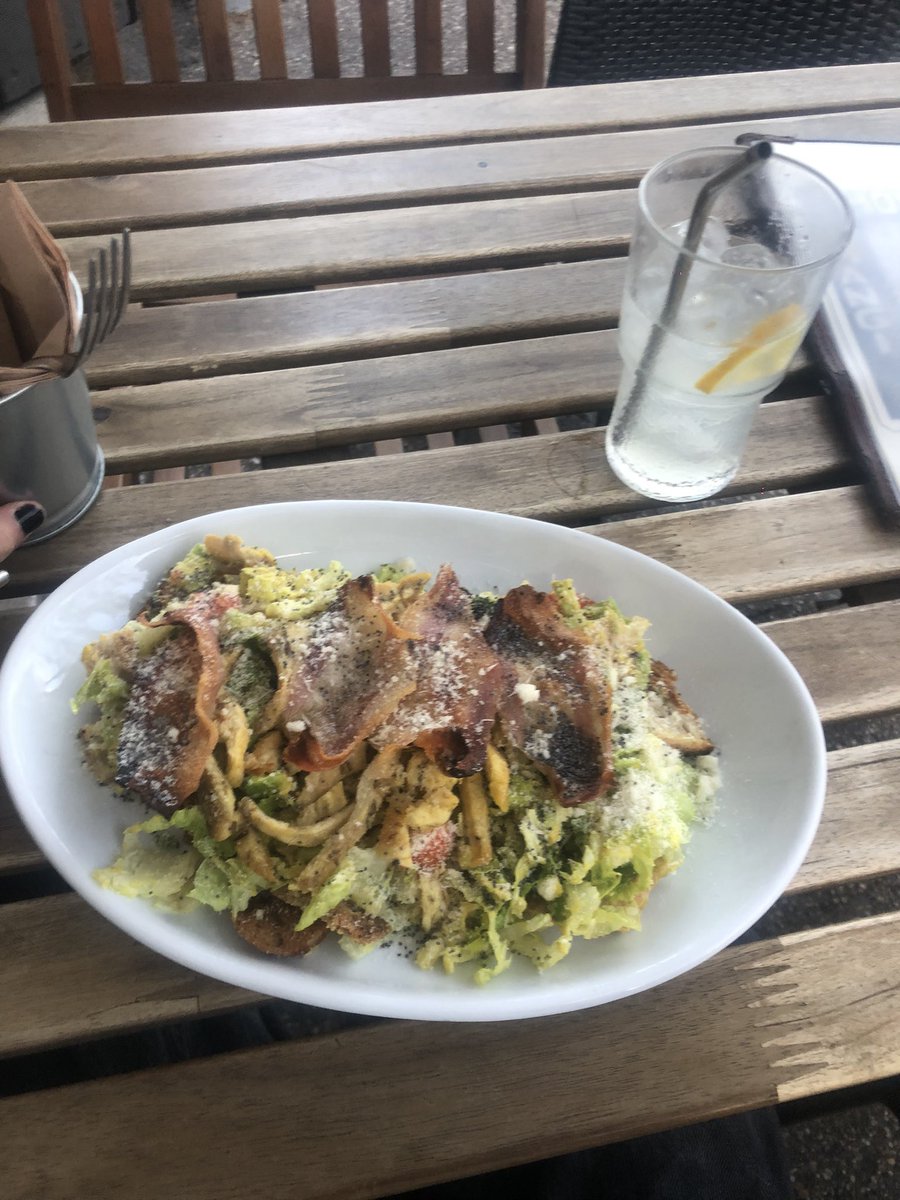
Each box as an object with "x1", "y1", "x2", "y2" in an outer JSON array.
[
  {"x1": 72, "y1": 658, "x2": 129, "y2": 778},
  {"x1": 295, "y1": 863, "x2": 356, "y2": 931},
  {"x1": 92, "y1": 812, "x2": 200, "y2": 911},
  {"x1": 226, "y1": 646, "x2": 276, "y2": 728},
  {"x1": 147, "y1": 544, "x2": 221, "y2": 614},
  {"x1": 239, "y1": 561, "x2": 349, "y2": 619},
  {"x1": 373, "y1": 560, "x2": 416, "y2": 583},
  {"x1": 241, "y1": 772, "x2": 294, "y2": 814},
  {"x1": 93, "y1": 807, "x2": 267, "y2": 916},
  {"x1": 72, "y1": 656, "x2": 128, "y2": 716},
  {"x1": 188, "y1": 854, "x2": 267, "y2": 914}
]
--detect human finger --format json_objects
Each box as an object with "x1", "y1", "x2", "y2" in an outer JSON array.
[{"x1": 0, "y1": 502, "x2": 45, "y2": 570}]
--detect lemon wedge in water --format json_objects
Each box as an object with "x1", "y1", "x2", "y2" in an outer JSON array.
[{"x1": 694, "y1": 303, "x2": 806, "y2": 394}]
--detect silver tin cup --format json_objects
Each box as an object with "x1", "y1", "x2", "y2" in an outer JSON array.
[{"x1": 0, "y1": 368, "x2": 104, "y2": 544}]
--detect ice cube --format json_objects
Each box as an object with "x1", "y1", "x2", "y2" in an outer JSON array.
[
  {"x1": 720, "y1": 242, "x2": 787, "y2": 270},
  {"x1": 669, "y1": 216, "x2": 733, "y2": 260}
]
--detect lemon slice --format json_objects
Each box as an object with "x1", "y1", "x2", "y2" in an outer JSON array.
[{"x1": 694, "y1": 303, "x2": 806, "y2": 395}]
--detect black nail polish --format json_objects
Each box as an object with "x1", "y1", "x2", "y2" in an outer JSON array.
[{"x1": 15, "y1": 504, "x2": 45, "y2": 536}]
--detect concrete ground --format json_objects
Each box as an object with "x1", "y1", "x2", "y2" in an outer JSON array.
[{"x1": 3, "y1": 2, "x2": 900, "y2": 1195}]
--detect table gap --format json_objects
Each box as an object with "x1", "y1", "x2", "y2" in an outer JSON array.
[
  {"x1": 0, "y1": 865, "x2": 71, "y2": 905},
  {"x1": 0, "y1": 1004, "x2": 378, "y2": 1098}
]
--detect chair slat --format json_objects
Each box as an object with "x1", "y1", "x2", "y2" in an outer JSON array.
[
  {"x1": 80, "y1": 0, "x2": 125, "y2": 85},
  {"x1": 26, "y1": 0, "x2": 75, "y2": 120},
  {"x1": 140, "y1": 0, "x2": 181, "y2": 84},
  {"x1": 307, "y1": 0, "x2": 340, "y2": 78},
  {"x1": 414, "y1": 0, "x2": 443, "y2": 75},
  {"x1": 466, "y1": 0, "x2": 495, "y2": 76},
  {"x1": 360, "y1": 0, "x2": 392, "y2": 77},
  {"x1": 516, "y1": 0, "x2": 547, "y2": 87},
  {"x1": 251, "y1": 0, "x2": 288, "y2": 80},
  {"x1": 196, "y1": 0, "x2": 235, "y2": 83}
]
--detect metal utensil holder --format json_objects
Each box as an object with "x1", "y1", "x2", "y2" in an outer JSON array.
[{"x1": 0, "y1": 368, "x2": 104, "y2": 544}]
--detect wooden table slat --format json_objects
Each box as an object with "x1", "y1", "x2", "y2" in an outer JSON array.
[
  {"x1": 60, "y1": 190, "x2": 638, "y2": 301},
  {"x1": 790, "y1": 738, "x2": 900, "y2": 894},
  {"x1": 87, "y1": 338, "x2": 826, "y2": 474},
  {"x1": 20, "y1": 107, "x2": 900, "y2": 235},
  {"x1": 594, "y1": 487, "x2": 900, "y2": 604},
  {"x1": 13, "y1": 478, "x2": 894, "y2": 608},
  {"x1": 84, "y1": 259, "x2": 628, "y2": 388},
  {"x1": 3, "y1": 63, "x2": 899, "y2": 179},
  {"x1": 765, "y1": 600, "x2": 900, "y2": 724},
  {"x1": 2, "y1": 66, "x2": 900, "y2": 1193},
  {"x1": 0, "y1": 783, "x2": 44, "y2": 873},
  {"x1": 2, "y1": 907, "x2": 898, "y2": 1199}
]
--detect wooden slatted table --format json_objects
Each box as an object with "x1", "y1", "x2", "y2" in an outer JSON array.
[{"x1": 2, "y1": 62, "x2": 899, "y2": 1199}]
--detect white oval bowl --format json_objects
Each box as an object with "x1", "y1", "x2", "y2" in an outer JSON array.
[{"x1": 0, "y1": 500, "x2": 826, "y2": 1021}]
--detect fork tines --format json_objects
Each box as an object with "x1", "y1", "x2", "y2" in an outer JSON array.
[{"x1": 69, "y1": 228, "x2": 131, "y2": 374}]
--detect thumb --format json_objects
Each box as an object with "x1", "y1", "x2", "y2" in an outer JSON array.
[{"x1": 0, "y1": 503, "x2": 45, "y2": 563}]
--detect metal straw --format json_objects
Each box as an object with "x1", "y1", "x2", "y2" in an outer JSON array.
[{"x1": 620, "y1": 141, "x2": 773, "y2": 419}]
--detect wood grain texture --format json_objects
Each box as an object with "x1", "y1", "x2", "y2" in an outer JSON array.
[
  {"x1": 593, "y1": 487, "x2": 900, "y2": 603},
  {"x1": 789, "y1": 739, "x2": 900, "y2": 893},
  {"x1": 26, "y1": 0, "x2": 76, "y2": 121},
  {"x1": 466, "y1": 0, "x2": 495, "y2": 76},
  {"x1": 61, "y1": 190, "x2": 637, "y2": 300},
  {"x1": 9, "y1": 480, "x2": 895, "y2": 607},
  {"x1": 140, "y1": 0, "x2": 181, "y2": 83},
  {"x1": 360, "y1": 0, "x2": 391, "y2": 77},
  {"x1": 196, "y1": 0, "x2": 234, "y2": 82},
  {"x1": 88, "y1": 331, "x2": 624, "y2": 468},
  {"x1": 20, "y1": 108, "x2": 900, "y2": 235},
  {"x1": 3, "y1": 67, "x2": 899, "y2": 1188},
  {"x1": 0, "y1": 892, "x2": 261, "y2": 1055},
  {"x1": 81, "y1": 0, "x2": 125, "y2": 85},
  {"x1": 765, "y1": 601, "x2": 900, "y2": 723},
  {"x1": 747, "y1": 914, "x2": 900, "y2": 1104},
  {"x1": 5, "y1": 62, "x2": 899, "y2": 178},
  {"x1": 0, "y1": 605, "x2": 42, "y2": 869},
  {"x1": 83, "y1": 260, "x2": 628, "y2": 387},
  {"x1": 63, "y1": 72, "x2": 522, "y2": 118},
  {"x1": 84, "y1": 334, "x2": 828, "y2": 475},
  {"x1": 414, "y1": 0, "x2": 442, "y2": 75},
  {"x1": 0, "y1": 781, "x2": 43, "y2": 873},
  {"x1": 307, "y1": 0, "x2": 342, "y2": 77},
  {"x1": 517, "y1": 0, "x2": 547, "y2": 87},
  {"x1": 251, "y1": 0, "x2": 288, "y2": 80},
  {"x1": 1, "y1": 913, "x2": 897, "y2": 1198}
]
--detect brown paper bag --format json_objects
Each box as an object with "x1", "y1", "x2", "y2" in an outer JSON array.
[{"x1": 0, "y1": 181, "x2": 78, "y2": 398}]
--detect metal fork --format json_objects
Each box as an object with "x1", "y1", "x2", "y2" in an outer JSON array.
[{"x1": 67, "y1": 229, "x2": 132, "y2": 375}]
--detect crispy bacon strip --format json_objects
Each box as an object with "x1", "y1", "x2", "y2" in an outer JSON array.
[
  {"x1": 282, "y1": 577, "x2": 416, "y2": 771},
  {"x1": 372, "y1": 566, "x2": 503, "y2": 776},
  {"x1": 115, "y1": 588, "x2": 239, "y2": 812},
  {"x1": 484, "y1": 585, "x2": 613, "y2": 806}
]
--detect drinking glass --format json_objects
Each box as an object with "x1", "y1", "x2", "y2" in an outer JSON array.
[{"x1": 605, "y1": 146, "x2": 853, "y2": 502}]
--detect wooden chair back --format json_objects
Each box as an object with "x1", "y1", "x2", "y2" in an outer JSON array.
[{"x1": 28, "y1": 0, "x2": 548, "y2": 121}]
